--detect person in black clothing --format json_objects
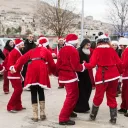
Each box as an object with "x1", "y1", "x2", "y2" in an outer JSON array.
[
  {"x1": 21, "y1": 34, "x2": 36, "y2": 87},
  {"x1": 74, "y1": 39, "x2": 92, "y2": 113}
]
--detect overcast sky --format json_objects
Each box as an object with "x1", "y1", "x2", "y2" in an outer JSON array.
[{"x1": 41, "y1": 0, "x2": 109, "y2": 22}]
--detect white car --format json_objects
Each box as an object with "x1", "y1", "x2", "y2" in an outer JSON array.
[{"x1": 0, "y1": 38, "x2": 15, "y2": 50}]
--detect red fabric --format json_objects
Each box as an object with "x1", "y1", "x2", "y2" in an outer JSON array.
[
  {"x1": 57, "y1": 46, "x2": 84, "y2": 82},
  {"x1": 84, "y1": 46, "x2": 122, "y2": 84},
  {"x1": 3, "y1": 70, "x2": 9, "y2": 93},
  {"x1": 14, "y1": 47, "x2": 56, "y2": 89},
  {"x1": 7, "y1": 79, "x2": 23, "y2": 111},
  {"x1": 122, "y1": 48, "x2": 128, "y2": 78},
  {"x1": 93, "y1": 80, "x2": 118, "y2": 108},
  {"x1": 3, "y1": 49, "x2": 10, "y2": 92},
  {"x1": 120, "y1": 80, "x2": 128, "y2": 109},
  {"x1": 59, "y1": 81, "x2": 79, "y2": 122},
  {"x1": 7, "y1": 48, "x2": 22, "y2": 79}
]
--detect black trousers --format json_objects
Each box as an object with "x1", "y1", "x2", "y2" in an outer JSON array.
[{"x1": 30, "y1": 85, "x2": 45, "y2": 104}]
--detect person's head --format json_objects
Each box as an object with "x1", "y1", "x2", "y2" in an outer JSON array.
[
  {"x1": 111, "y1": 41, "x2": 118, "y2": 51},
  {"x1": 80, "y1": 39, "x2": 91, "y2": 55},
  {"x1": 5, "y1": 40, "x2": 14, "y2": 51},
  {"x1": 38, "y1": 37, "x2": 49, "y2": 48},
  {"x1": 15, "y1": 38, "x2": 24, "y2": 50},
  {"x1": 27, "y1": 34, "x2": 34, "y2": 42},
  {"x1": 119, "y1": 38, "x2": 128, "y2": 51},
  {"x1": 65, "y1": 34, "x2": 78, "y2": 48},
  {"x1": 96, "y1": 34, "x2": 110, "y2": 46},
  {"x1": 58, "y1": 38, "x2": 64, "y2": 47}
]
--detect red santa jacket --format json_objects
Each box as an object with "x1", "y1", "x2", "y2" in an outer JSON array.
[
  {"x1": 13, "y1": 47, "x2": 56, "y2": 89},
  {"x1": 122, "y1": 48, "x2": 128, "y2": 80},
  {"x1": 7, "y1": 47, "x2": 22, "y2": 79},
  {"x1": 3, "y1": 49, "x2": 10, "y2": 70},
  {"x1": 56, "y1": 44, "x2": 85, "y2": 83},
  {"x1": 84, "y1": 44, "x2": 122, "y2": 85}
]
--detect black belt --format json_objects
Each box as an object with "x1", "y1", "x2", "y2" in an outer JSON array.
[
  {"x1": 102, "y1": 66, "x2": 108, "y2": 84},
  {"x1": 28, "y1": 57, "x2": 46, "y2": 64}
]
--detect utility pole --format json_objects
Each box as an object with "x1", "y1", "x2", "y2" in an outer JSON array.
[{"x1": 81, "y1": 0, "x2": 84, "y2": 42}]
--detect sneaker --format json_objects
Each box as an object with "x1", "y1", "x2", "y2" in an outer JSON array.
[
  {"x1": 8, "y1": 110, "x2": 18, "y2": 113},
  {"x1": 4, "y1": 92, "x2": 9, "y2": 94},
  {"x1": 70, "y1": 112, "x2": 77, "y2": 118},
  {"x1": 59, "y1": 120, "x2": 75, "y2": 125},
  {"x1": 124, "y1": 112, "x2": 128, "y2": 117},
  {"x1": 118, "y1": 108, "x2": 127, "y2": 114}
]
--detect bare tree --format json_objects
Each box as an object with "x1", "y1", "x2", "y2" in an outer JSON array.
[
  {"x1": 107, "y1": 0, "x2": 128, "y2": 35},
  {"x1": 36, "y1": 0, "x2": 79, "y2": 37}
]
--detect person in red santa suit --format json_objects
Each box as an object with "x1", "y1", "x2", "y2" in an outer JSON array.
[
  {"x1": 3, "y1": 40, "x2": 14, "y2": 94},
  {"x1": 84, "y1": 35, "x2": 122, "y2": 124},
  {"x1": 10, "y1": 38, "x2": 56, "y2": 122},
  {"x1": 118, "y1": 38, "x2": 128, "y2": 116},
  {"x1": 52, "y1": 38, "x2": 65, "y2": 89},
  {"x1": 56, "y1": 34, "x2": 85, "y2": 125},
  {"x1": 7, "y1": 38, "x2": 25, "y2": 113}
]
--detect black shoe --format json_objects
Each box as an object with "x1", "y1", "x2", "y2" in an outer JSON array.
[
  {"x1": 124, "y1": 112, "x2": 128, "y2": 117},
  {"x1": 70, "y1": 112, "x2": 77, "y2": 118},
  {"x1": 109, "y1": 118, "x2": 116, "y2": 125},
  {"x1": 58, "y1": 86, "x2": 64, "y2": 89},
  {"x1": 118, "y1": 108, "x2": 127, "y2": 114},
  {"x1": 59, "y1": 120, "x2": 75, "y2": 125}
]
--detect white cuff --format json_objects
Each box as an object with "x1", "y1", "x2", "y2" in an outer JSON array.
[
  {"x1": 81, "y1": 63, "x2": 85, "y2": 72},
  {"x1": 0, "y1": 66, "x2": 5, "y2": 73}
]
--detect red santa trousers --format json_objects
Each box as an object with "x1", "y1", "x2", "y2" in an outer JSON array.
[
  {"x1": 93, "y1": 80, "x2": 118, "y2": 108},
  {"x1": 7, "y1": 79, "x2": 23, "y2": 111},
  {"x1": 59, "y1": 81, "x2": 79, "y2": 122},
  {"x1": 120, "y1": 80, "x2": 128, "y2": 109},
  {"x1": 3, "y1": 70, "x2": 9, "y2": 93}
]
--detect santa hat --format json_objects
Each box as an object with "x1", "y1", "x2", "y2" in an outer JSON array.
[
  {"x1": 119, "y1": 38, "x2": 128, "y2": 46},
  {"x1": 65, "y1": 34, "x2": 78, "y2": 44},
  {"x1": 111, "y1": 41, "x2": 119, "y2": 45},
  {"x1": 38, "y1": 37, "x2": 49, "y2": 47},
  {"x1": 15, "y1": 38, "x2": 24, "y2": 47},
  {"x1": 96, "y1": 34, "x2": 110, "y2": 44}
]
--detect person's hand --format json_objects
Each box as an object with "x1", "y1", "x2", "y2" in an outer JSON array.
[
  {"x1": 52, "y1": 53, "x2": 57, "y2": 58},
  {"x1": 10, "y1": 66, "x2": 16, "y2": 74}
]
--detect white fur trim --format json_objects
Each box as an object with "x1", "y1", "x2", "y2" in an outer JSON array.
[
  {"x1": 122, "y1": 77, "x2": 128, "y2": 80},
  {"x1": 95, "y1": 76, "x2": 120, "y2": 85},
  {"x1": 7, "y1": 77, "x2": 21, "y2": 79},
  {"x1": 15, "y1": 41, "x2": 24, "y2": 47},
  {"x1": 43, "y1": 42, "x2": 49, "y2": 47},
  {"x1": 0, "y1": 66, "x2": 5, "y2": 73},
  {"x1": 23, "y1": 83, "x2": 50, "y2": 90},
  {"x1": 59, "y1": 77, "x2": 78, "y2": 83},
  {"x1": 14, "y1": 47, "x2": 22, "y2": 56},
  {"x1": 81, "y1": 63, "x2": 85, "y2": 72},
  {"x1": 65, "y1": 43, "x2": 74, "y2": 47},
  {"x1": 97, "y1": 44, "x2": 110, "y2": 48},
  {"x1": 67, "y1": 39, "x2": 78, "y2": 44}
]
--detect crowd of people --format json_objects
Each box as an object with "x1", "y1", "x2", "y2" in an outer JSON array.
[{"x1": 0, "y1": 33, "x2": 128, "y2": 126}]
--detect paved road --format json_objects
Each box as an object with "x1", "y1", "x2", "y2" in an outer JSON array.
[{"x1": 0, "y1": 76, "x2": 127, "y2": 128}]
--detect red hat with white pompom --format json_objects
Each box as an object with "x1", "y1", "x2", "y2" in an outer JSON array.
[
  {"x1": 15, "y1": 38, "x2": 24, "y2": 47},
  {"x1": 65, "y1": 34, "x2": 78, "y2": 44},
  {"x1": 38, "y1": 37, "x2": 49, "y2": 47}
]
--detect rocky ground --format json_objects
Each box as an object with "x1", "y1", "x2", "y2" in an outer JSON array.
[{"x1": 0, "y1": 76, "x2": 127, "y2": 128}]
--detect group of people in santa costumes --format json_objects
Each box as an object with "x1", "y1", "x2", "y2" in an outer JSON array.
[{"x1": 1, "y1": 32, "x2": 128, "y2": 126}]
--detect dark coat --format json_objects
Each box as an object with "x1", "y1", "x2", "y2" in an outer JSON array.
[{"x1": 74, "y1": 39, "x2": 92, "y2": 113}]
